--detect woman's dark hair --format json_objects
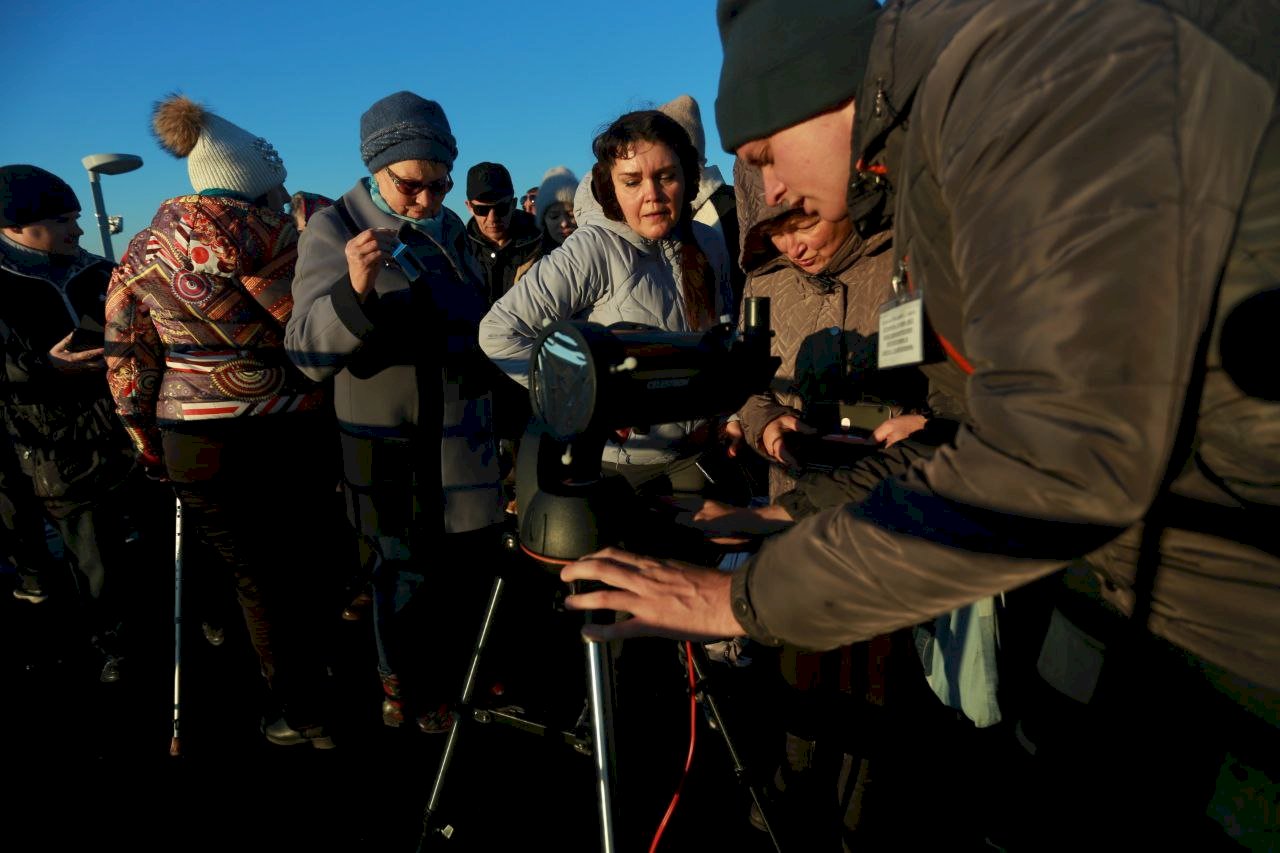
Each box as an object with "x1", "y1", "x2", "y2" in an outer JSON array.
[{"x1": 590, "y1": 110, "x2": 717, "y2": 329}]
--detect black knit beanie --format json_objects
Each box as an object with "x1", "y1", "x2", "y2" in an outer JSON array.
[
  {"x1": 715, "y1": 0, "x2": 882, "y2": 153},
  {"x1": 0, "y1": 165, "x2": 81, "y2": 228}
]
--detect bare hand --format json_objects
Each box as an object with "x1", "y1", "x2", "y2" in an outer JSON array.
[
  {"x1": 719, "y1": 420, "x2": 745, "y2": 458},
  {"x1": 345, "y1": 228, "x2": 397, "y2": 300},
  {"x1": 560, "y1": 547, "x2": 745, "y2": 642},
  {"x1": 760, "y1": 414, "x2": 816, "y2": 466},
  {"x1": 48, "y1": 331, "x2": 104, "y2": 373},
  {"x1": 669, "y1": 497, "x2": 794, "y2": 544},
  {"x1": 873, "y1": 414, "x2": 928, "y2": 448}
]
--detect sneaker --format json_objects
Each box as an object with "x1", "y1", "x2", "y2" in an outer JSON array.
[
  {"x1": 416, "y1": 704, "x2": 455, "y2": 735},
  {"x1": 99, "y1": 655, "x2": 123, "y2": 683},
  {"x1": 12, "y1": 574, "x2": 47, "y2": 604},
  {"x1": 261, "y1": 716, "x2": 336, "y2": 749}
]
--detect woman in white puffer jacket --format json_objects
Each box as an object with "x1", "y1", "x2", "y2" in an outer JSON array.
[{"x1": 479, "y1": 110, "x2": 734, "y2": 490}]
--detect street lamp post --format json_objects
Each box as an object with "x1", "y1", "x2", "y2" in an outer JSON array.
[{"x1": 81, "y1": 153, "x2": 142, "y2": 262}]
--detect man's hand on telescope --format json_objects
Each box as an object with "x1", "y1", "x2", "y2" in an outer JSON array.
[{"x1": 560, "y1": 548, "x2": 746, "y2": 642}]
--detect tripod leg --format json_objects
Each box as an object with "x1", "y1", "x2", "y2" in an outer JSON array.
[
  {"x1": 417, "y1": 574, "x2": 506, "y2": 850},
  {"x1": 585, "y1": 636, "x2": 619, "y2": 853},
  {"x1": 687, "y1": 643, "x2": 785, "y2": 853}
]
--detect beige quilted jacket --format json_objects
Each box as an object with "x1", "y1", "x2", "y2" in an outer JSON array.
[{"x1": 733, "y1": 162, "x2": 901, "y2": 498}]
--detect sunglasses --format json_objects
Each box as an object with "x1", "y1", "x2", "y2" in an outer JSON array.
[
  {"x1": 384, "y1": 167, "x2": 453, "y2": 198},
  {"x1": 471, "y1": 198, "x2": 515, "y2": 218}
]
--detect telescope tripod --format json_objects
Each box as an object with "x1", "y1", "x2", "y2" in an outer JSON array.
[{"x1": 413, "y1": 531, "x2": 785, "y2": 853}]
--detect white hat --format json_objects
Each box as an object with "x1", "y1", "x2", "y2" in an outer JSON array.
[
  {"x1": 152, "y1": 94, "x2": 286, "y2": 199},
  {"x1": 534, "y1": 166, "x2": 579, "y2": 230}
]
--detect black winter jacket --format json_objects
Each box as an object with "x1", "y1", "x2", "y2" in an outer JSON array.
[
  {"x1": 0, "y1": 247, "x2": 134, "y2": 502},
  {"x1": 465, "y1": 209, "x2": 542, "y2": 307}
]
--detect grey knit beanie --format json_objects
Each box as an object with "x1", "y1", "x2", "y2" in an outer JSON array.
[
  {"x1": 659, "y1": 95, "x2": 707, "y2": 166},
  {"x1": 715, "y1": 0, "x2": 882, "y2": 152},
  {"x1": 534, "y1": 166, "x2": 579, "y2": 229},
  {"x1": 152, "y1": 95, "x2": 287, "y2": 199},
  {"x1": 360, "y1": 91, "x2": 458, "y2": 174}
]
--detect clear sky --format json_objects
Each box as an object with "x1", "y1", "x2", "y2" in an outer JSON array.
[{"x1": 2, "y1": 0, "x2": 736, "y2": 259}]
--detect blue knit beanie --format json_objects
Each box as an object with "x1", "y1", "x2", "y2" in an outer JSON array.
[{"x1": 360, "y1": 91, "x2": 458, "y2": 174}]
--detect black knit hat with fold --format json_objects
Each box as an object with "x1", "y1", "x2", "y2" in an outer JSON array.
[
  {"x1": 715, "y1": 0, "x2": 882, "y2": 152},
  {"x1": 0, "y1": 164, "x2": 81, "y2": 228}
]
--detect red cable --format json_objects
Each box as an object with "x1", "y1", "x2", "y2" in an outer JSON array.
[{"x1": 648, "y1": 641, "x2": 699, "y2": 853}]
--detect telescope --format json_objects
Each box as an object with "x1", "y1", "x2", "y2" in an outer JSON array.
[
  {"x1": 517, "y1": 298, "x2": 779, "y2": 565},
  {"x1": 418, "y1": 299, "x2": 783, "y2": 853},
  {"x1": 515, "y1": 300, "x2": 778, "y2": 852}
]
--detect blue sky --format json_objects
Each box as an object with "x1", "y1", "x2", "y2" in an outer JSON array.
[{"x1": 2, "y1": 0, "x2": 736, "y2": 259}]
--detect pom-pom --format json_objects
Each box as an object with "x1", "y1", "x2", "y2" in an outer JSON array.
[{"x1": 152, "y1": 94, "x2": 206, "y2": 158}]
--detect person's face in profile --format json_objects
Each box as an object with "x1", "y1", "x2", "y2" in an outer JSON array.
[
  {"x1": 5, "y1": 211, "x2": 83, "y2": 256},
  {"x1": 736, "y1": 99, "x2": 856, "y2": 223}
]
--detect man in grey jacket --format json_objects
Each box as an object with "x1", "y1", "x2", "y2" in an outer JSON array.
[
  {"x1": 286, "y1": 91, "x2": 504, "y2": 734},
  {"x1": 562, "y1": 0, "x2": 1280, "y2": 845}
]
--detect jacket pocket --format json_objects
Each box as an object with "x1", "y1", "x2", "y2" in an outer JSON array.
[{"x1": 19, "y1": 445, "x2": 104, "y2": 499}]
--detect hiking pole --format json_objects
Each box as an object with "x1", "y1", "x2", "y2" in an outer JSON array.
[{"x1": 169, "y1": 495, "x2": 183, "y2": 757}]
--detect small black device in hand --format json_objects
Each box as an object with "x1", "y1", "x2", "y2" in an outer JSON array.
[{"x1": 66, "y1": 326, "x2": 105, "y2": 352}]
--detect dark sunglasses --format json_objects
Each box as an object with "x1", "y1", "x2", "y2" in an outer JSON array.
[
  {"x1": 384, "y1": 167, "x2": 453, "y2": 198},
  {"x1": 471, "y1": 198, "x2": 515, "y2": 218}
]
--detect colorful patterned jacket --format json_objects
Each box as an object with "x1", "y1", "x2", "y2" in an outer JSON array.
[{"x1": 105, "y1": 195, "x2": 327, "y2": 465}]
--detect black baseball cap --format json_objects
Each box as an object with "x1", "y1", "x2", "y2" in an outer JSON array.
[{"x1": 466, "y1": 162, "x2": 514, "y2": 203}]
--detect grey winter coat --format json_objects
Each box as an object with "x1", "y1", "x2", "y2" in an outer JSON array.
[
  {"x1": 479, "y1": 174, "x2": 733, "y2": 467},
  {"x1": 732, "y1": 0, "x2": 1280, "y2": 699},
  {"x1": 286, "y1": 180, "x2": 503, "y2": 534}
]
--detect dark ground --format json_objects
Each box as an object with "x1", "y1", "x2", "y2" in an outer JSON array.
[{"x1": 0, "y1": 521, "x2": 788, "y2": 853}]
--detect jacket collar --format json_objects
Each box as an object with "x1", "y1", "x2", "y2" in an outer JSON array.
[{"x1": 847, "y1": 0, "x2": 988, "y2": 230}]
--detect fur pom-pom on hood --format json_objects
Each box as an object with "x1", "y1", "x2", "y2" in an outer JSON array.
[{"x1": 152, "y1": 94, "x2": 206, "y2": 158}]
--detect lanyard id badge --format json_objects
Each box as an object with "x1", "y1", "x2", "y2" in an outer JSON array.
[{"x1": 878, "y1": 259, "x2": 925, "y2": 368}]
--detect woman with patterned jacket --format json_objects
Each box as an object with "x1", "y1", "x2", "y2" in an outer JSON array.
[{"x1": 106, "y1": 96, "x2": 339, "y2": 749}]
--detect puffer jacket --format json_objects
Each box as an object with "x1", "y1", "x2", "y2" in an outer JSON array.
[
  {"x1": 286, "y1": 180, "x2": 503, "y2": 535},
  {"x1": 691, "y1": 164, "x2": 745, "y2": 306},
  {"x1": 479, "y1": 174, "x2": 733, "y2": 467},
  {"x1": 106, "y1": 195, "x2": 327, "y2": 465},
  {"x1": 733, "y1": 0, "x2": 1280, "y2": 699},
  {"x1": 731, "y1": 162, "x2": 917, "y2": 499},
  {"x1": 0, "y1": 240, "x2": 133, "y2": 502}
]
